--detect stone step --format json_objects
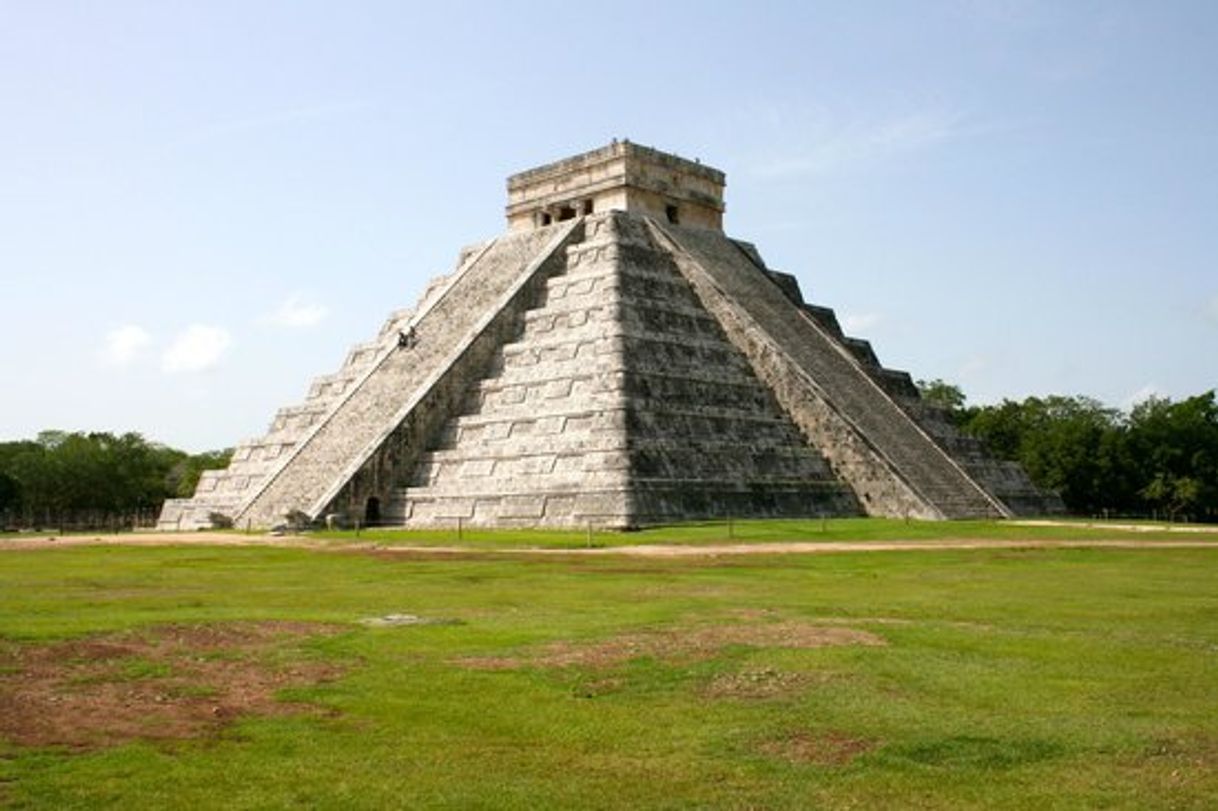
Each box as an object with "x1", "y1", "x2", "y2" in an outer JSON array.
[
  {"x1": 400, "y1": 466, "x2": 630, "y2": 495},
  {"x1": 515, "y1": 290, "x2": 717, "y2": 342},
  {"x1": 439, "y1": 400, "x2": 811, "y2": 443},
  {"x1": 498, "y1": 327, "x2": 755, "y2": 370},
  {"x1": 871, "y1": 368, "x2": 918, "y2": 399},
  {"x1": 232, "y1": 221, "x2": 582, "y2": 527},
  {"x1": 410, "y1": 440, "x2": 833, "y2": 488},
  {"x1": 841, "y1": 337, "x2": 879, "y2": 367},
  {"x1": 385, "y1": 488, "x2": 632, "y2": 526},
  {"x1": 664, "y1": 224, "x2": 1005, "y2": 519},
  {"x1": 802, "y1": 304, "x2": 844, "y2": 338},
  {"x1": 630, "y1": 481, "x2": 858, "y2": 522},
  {"x1": 765, "y1": 270, "x2": 805, "y2": 305},
  {"x1": 465, "y1": 369, "x2": 784, "y2": 417},
  {"x1": 306, "y1": 369, "x2": 363, "y2": 402}
]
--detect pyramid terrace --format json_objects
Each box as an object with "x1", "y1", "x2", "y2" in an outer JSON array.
[{"x1": 160, "y1": 143, "x2": 1059, "y2": 530}]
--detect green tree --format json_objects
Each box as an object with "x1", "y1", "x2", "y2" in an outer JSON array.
[
  {"x1": 1140, "y1": 474, "x2": 1202, "y2": 521},
  {"x1": 1127, "y1": 392, "x2": 1218, "y2": 521},
  {"x1": 0, "y1": 441, "x2": 38, "y2": 516},
  {"x1": 0, "y1": 471, "x2": 20, "y2": 515},
  {"x1": 963, "y1": 395, "x2": 1127, "y2": 514},
  {"x1": 916, "y1": 378, "x2": 968, "y2": 422},
  {"x1": 167, "y1": 448, "x2": 232, "y2": 498},
  {"x1": 0, "y1": 431, "x2": 215, "y2": 525}
]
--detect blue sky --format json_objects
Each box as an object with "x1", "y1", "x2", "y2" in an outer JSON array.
[{"x1": 1, "y1": 1, "x2": 1215, "y2": 451}]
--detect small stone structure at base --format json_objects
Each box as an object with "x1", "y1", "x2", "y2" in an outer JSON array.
[{"x1": 159, "y1": 141, "x2": 1061, "y2": 531}]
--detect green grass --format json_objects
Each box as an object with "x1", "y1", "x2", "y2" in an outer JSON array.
[
  {"x1": 307, "y1": 516, "x2": 1218, "y2": 549},
  {"x1": 1, "y1": 541, "x2": 1217, "y2": 808}
]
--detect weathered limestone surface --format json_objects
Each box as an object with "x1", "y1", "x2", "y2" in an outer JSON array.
[
  {"x1": 760, "y1": 263, "x2": 1063, "y2": 517},
  {"x1": 156, "y1": 247, "x2": 490, "y2": 530},
  {"x1": 389, "y1": 212, "x2": 856, "y2": 527},
  {"x1": 159, "y1": 248, "x2": 494, "y2": 532},
  {"x1": 655, "y1": 222, "x2": 1010, "y2": 519},
  {"x1": 387, "y1": 217, "x2": 633, "y2": 526},
  {"x1": 229, "y1": 222, "x2": 580, "y2": 528},
  {"x1": 507, "y1": 141, "x2": 725, "y2": 232},
  {"x1": 161, "y1": 142, "x2": 1060, "y2": 530},
  {"x1": 610, "y1": 215, "x2": 858, "y2": 523}
]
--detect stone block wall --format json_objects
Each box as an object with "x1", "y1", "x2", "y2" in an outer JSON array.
[
  {"x1": 162, "y1": 203, "x2": 1058, "y2": 531},
  {"x1": 391, "y1": 212, "x2": 859, "y2": 528},
  {"x1": 657, "y1": 221, "x2": 1008, "y2": 519},
  {"x1": 757, "y1": 260, "x2": 1061, "y2": 517},
  {"x1": 230, "y1": 222, "x2": 580, "y2": 528}
]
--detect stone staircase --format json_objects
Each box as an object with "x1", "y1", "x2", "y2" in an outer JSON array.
[
  {"x1": 387, "y1": 212, "x2": 857, "y2": 527},
  {"x1": 222, "y1": 221, "x2": 580, "y2": 528},
  {"x1": 764, "y1": 263, "x2": 1060, "y2": 517},
  {"x1": 608, "y1": 215, "x2": 859, "y2": 522},
  {"x1": 163, "y1": 206, "x2": 1054, "y2": 531},
  {"x1": 659, "y1": 222, "x2": 1009, "y2": 519},
  {"x1": 385, "y1": 219, "x2": 632, "y2": 526},
  {"x1": 156, "y1": 290, "x2": 437, "y2": 530}
]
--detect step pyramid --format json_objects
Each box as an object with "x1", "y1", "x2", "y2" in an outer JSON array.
[{"x1": 158, "y1": 141, "x2": 1061, "y2": 530}]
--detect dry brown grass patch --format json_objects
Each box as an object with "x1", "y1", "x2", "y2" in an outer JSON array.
[
  {"x1": 458, "y1": 620, "x2": 885, "y2": 671},
  {"x1": 0, "y1": 621, "x2": 346, "y2": 750},
  {"x1": 1137, "y1": 735, "x2": 1218, "y2": 786},
  {"x1": 702, "y1": 667, "x2": 818, "y2": 699},
  {"x1": 758, "y1": 729, "x2": 878, "y2": 766}
]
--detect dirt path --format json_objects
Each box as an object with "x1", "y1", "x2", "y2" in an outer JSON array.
[
  {"x1": 1012, "y1": 519, "x2": 1218, "y2": 534},
  {"x1": 564, "y1": 538, "x2": 1218, "y2": 557},
  {"x1": 1, "y1": 531, "x2": 1215, "y2": 557}
]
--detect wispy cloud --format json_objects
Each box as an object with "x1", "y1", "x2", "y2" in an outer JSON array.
[
  {"x1": 99, "y1": 324, "x2": 152, "y2": 368},
  {"x1": 162, "y1": 325, "x2": 232, "y2": 373},
  {"x1": 753, "y1": 109, "x2": 972, "y2": 179},
  {"x1": 841, "y1": 312, "x2": 883, "y2": 334},
  {"x1": 1123, "y1": 384, "x2": 1162, "y2": 409},
  {"x1": 261, "y1": 294, "x2": 329, "y2": 328}
]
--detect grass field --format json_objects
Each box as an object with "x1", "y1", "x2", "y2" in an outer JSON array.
[
  {"x1": 1, "y1": 523, "x2": 1216, "y2": 808},
  {"x1": 308, "y1": 516, "x2": 1218, "y2": 549}
]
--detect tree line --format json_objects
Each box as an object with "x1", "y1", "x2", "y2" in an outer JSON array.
[
  {"x1": 2, "y1": 386, "x2": 1215, "y2": 530},
  {"x1": 919, "y1": 381, "x2": 1218, "y2": 522},
  {"x1": 0, "y1": 431, "x2": 230, "y2": 531}
]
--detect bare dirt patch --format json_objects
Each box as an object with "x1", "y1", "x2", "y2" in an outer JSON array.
[
  {"x1": 1144, "y1": 734, "x2": 1218, "y2": 765},
  {"x1": 758, "y1": 729, "x2": 878, "y2": 766},
  {"x1": 458, "y1": 621, "x2": 885, "y2": 671},
  {"x1": 0, "y1": 621, "x2": 346, "y2": 750},
  {"x1": 1137, "y1": 734, "x2": 1218, "y2": 787},
  {"x1": 703, "y1": 667, "x2": 820, "y2": 700}
]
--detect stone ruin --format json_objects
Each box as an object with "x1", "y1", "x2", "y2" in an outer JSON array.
[{"x1": 159, "y1": 141, "x2": 1061, "y2": 531}]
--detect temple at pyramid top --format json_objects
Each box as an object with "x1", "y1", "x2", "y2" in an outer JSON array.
[{"x1": 506, "y1": 140, "x2": 726, "y2": 232}]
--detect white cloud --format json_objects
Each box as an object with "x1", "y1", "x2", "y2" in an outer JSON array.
[
  {"x1": 1123, "y1": 384, "x2": 1162, "y2": 409},
  {"x1": 841, "y1": 312, "x2": 883, "y2": 334},
  {"x1": 99, "y1": 324, "x2": 152, "y2": 367},
  {"x1": 262, "y1": 294, "x2": 329, "y2": 328},
  {"x1": 162, "y1": 325, "x2": 232, "y2": 373},
  {"x1": 753, "y1": 109, "x2": 970, "y2": 179}
]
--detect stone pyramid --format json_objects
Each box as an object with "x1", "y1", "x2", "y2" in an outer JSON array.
[{"x1": 159, "y1": 142, "x2": 1060, "y2": 530}]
